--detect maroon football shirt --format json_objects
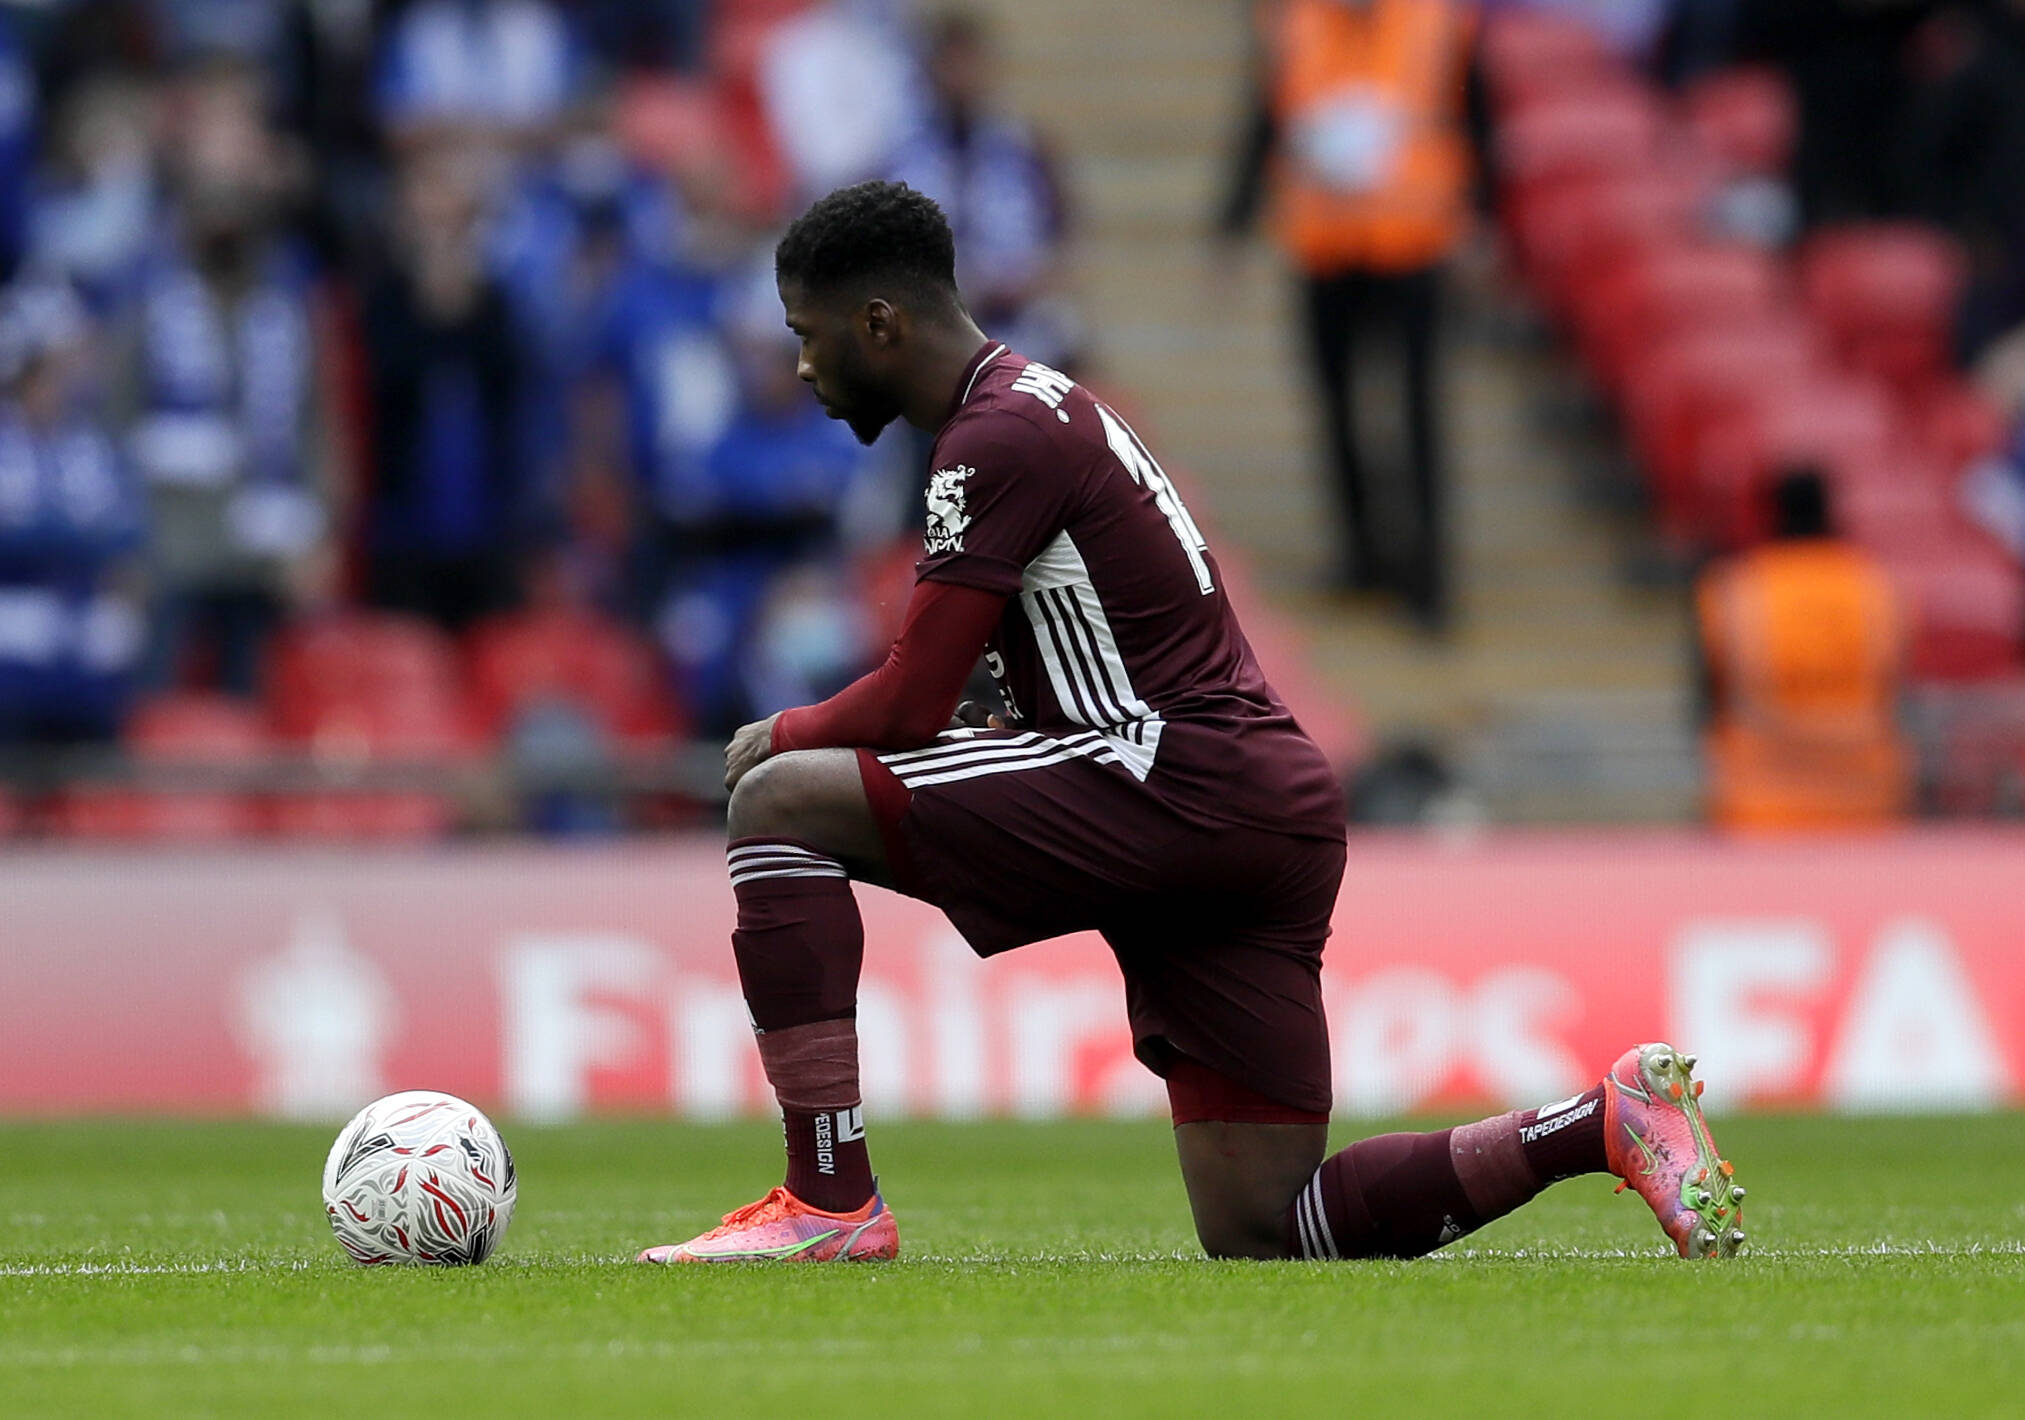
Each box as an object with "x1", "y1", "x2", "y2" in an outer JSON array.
[{"x1": 916, "y1": 342, "x2": 1344, "y2": 839}]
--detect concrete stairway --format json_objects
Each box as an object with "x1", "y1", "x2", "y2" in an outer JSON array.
[{"x1": 975, "y1": 0, "x2": 1701, "y2": 822}]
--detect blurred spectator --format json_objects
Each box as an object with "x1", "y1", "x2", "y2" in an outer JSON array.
[
  {"x1": 1217, "y1": 0, "x2": 1473, "y2": 629},
  {"x1": 571, "y1": 0, "x2": 709, "y2": 75},
  {"x1": 148, "y1": 0, "x2": 293, "y2": 69},
  {"x1": 0, "y1": 283, "x2": 148, "y2": 745},
  {"x1": 1892, "y1": 4, "x2": 2025, "y2": 358},
  {"x1": 374, "y1": 0, "x2": 583, "y2": 147},
  {"x1": 886, "y1": 9, "x2": 1082, "y2": 372},
  {"x1": 489, "y1": 109, "x2": 677, "y2": 514},
  {"x1": 118, "y1": 56, "x2": 329, "y2": 698},
  {"x1": 1737, "y1": 0, "x2": 1927, "y2": 226},
  {"x1": 1667, "y1": 0, "x2": 1750, "y2": 81},
  {"x1": 25, "y1": 73, "x2": 157, "y2": 311},
  {"x1": 583, "y1": 249, "x2": 880, "y2": 732},
  {"x1": 759, "y1": 0, "x2": 919, "y2": 202},
  {"x1": 470, "y1": 551, "x2": 686, "y2": 835},
  {"x1": 1695, "y1": 470, "x2": 1911, "y2": 831},
  {"x1": 0, "y1": 9, "x2": 33, "y2": 283},
  {"x1": 358, "y1": 141, "x2": 531, "y2": 632}
]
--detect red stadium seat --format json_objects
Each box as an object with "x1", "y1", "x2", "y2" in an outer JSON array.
[
  {"x1": 1800, "y1": 224, "x2": 1969, "y2": 391},
  {"x1": 1508, "y1": 168, "x2": 1711, "y2": 322},
  {"x1": 1494, "y1": 84, "x2": 1669, "y2": 191},
  {"x1": 1691, "y1": 377, "x2": 1897, "y2": 549},
  {"x1": 1478, "y1": 9, "x2": 1616, "y2": 112},
  {"x1": 1619, "y1": 319, "x2": 1822, "y2": 535},
  {"x1": 268, "y1": 614, "x2": 474, "y2": 840},
  {"x1": 1905, "y1": 376, "x2": 2008, "y2": 475},
  {"x1": 1682, "y1": 67, "x2": 1798, "y2": 177},
  {"x1": 1881, "y1": 539, "x2": 2025, "y2": 682},
  {"x1": 54, "y1": 694, "x2": 269, "y2": 841},
  {"x1": 1831, "y1": 459, "x2": 1965, "y2": 558},
  {"x1": 467, "y1": 608, "x2": 682, "y2": 747},
  {"x1": 269, "y1": 613, "x2": 462, "y2": 739},
  {"x1": 1572, "y1": 243, "x2": 1785, "y2": 396},
  {"x1": 270, "y1": 692, "x2": 475, "y2": 841}
]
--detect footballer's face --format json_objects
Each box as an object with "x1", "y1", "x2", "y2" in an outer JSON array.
[{"x1": 779, "y1": 277, "x2": 904, "y2": 446}]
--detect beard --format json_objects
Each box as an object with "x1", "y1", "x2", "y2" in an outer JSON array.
[
  {"x1": 818, "y1": 340, "x2": 903, "y2": 446},
  {"x1": 841, "y1": 401, "x2": 899, "y2": 446}
]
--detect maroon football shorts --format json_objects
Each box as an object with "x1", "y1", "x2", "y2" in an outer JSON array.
[{"x1": 856, "y1": 729, "x2": 1345, "y2": 1116}]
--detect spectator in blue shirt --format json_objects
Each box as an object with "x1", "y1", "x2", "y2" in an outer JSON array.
[
  {"x1": 23, "y1": 73, "x2": 158, "y2": 315},
  {"x1": 581, "y1": 252, "x2": 880, "y2": 732},
  {"x1": 375, "y1": 0, "x2": 583, "y2": 148},
  {"x1": 0, "y1": 11, "x2": 34, "y2": 285},
  {"x1": 886, "y1": 9, "x2": 1081, "y2": 372},
  {"x1": 116, "y1": 56, "x2": 329, "y2": 698},
  {"x1": 358, "y1": 141, "x2": 531, "y2": 631},
  {"x1": 488, "y1": 121, "x2": 678, "y2": 533},
  {"x1": 0, "y1": 283, "x2": 148, "y2": 745}
]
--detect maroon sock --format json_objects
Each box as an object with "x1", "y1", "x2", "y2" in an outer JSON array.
[
  {"x1": 1287, "y1": 1085, "x2": 1611, "y2": 1260},
  {"x1": 727, "y1": 839, "x2": 863, "y2": 1031},
  {"x1": 1288, "y1": 1130, "x2": 1482, "y2": 1260},
  {"x1": 764, "y1": 1016, "x2": 873, "y2": 1210},
  {"x1": 1512, "y1": 1084, "x2": 1609, "y2": 1182},
  {"x1": 727, "y1": 840, "x2": 875, "y2": 1212}
]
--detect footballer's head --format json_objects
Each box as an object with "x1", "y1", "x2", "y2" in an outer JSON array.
[{"x1": 775, "y1": 180, "x2": 963, "y2": 445}]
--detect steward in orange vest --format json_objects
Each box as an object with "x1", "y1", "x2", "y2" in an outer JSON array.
[
  {"x1": 1268, "y1": 0, "x2": 1474, "y2": 275},
  {"x1": 1217, "y1": 0, "x2": 1474, "y2": 629},
  {"x1": 1696, "y1": 472, "x2": 1910, "y2": 830}
]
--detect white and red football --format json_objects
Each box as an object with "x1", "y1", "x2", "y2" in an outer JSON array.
[{"x1": 322, "y1": 1091, "x2": 517, "y2": 1266}]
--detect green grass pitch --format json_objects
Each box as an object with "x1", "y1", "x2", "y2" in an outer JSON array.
[{"x1": 3, "y1": 1114, "x2": 2021, "y2": 1417}]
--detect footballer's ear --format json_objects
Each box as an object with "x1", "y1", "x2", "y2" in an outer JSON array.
[{"x1": 861, "y1": 296, "x2": 900, "y2": 347}]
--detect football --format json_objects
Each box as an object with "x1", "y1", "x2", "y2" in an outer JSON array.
[{"x1": 322, "y1": 1091, "x2": 517, "y2": 1266}]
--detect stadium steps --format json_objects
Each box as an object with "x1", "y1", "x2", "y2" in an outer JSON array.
[{"x1": 982, "y1": 0, "x2": 1699, "y2": 822}]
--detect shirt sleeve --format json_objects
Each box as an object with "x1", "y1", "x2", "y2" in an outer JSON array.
[
  {"x1": 771, "y1": 579, "x2": 1007, "y2": 752},
  {"x1": 915, "y1": 412, "x2": 1078, "y2": 596}
]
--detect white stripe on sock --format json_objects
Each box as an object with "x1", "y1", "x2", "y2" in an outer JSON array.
[
  {"x1": 1308, "y1": 1176, "x2": 1339, "y2": 1260},
  {"x1": 726, "y1": 843, "x2": 834, "y2": 863},
  {"x1": 726, "y1": 853, "x2": 840, "y2": 874},
  {"x1": 1295, "y1": 1191, "x2": 1319, "y2": 1260},
  {"x1": 727, "y1": 865, "x2": 848, "y2": 886}
]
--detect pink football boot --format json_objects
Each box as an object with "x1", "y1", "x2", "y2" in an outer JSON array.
[
  {"x1": 636, "y1": 1186, "x2": 899, "y2": 1264},
  {"x1": 1604, "y1": 1043, "x2": 1748, "y2": 1258}
]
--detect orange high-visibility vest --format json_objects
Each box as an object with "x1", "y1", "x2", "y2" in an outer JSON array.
[
  {"x1": 1270, "y1": 0, "x2": 1472, "y2": 275},
  {"x1": 1697, "y1": 540, "x2": 1911, "y2": 831}
]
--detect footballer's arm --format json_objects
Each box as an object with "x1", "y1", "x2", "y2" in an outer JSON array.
[{"x1": 722, "y1": 579, "x2": 1007, "y2": 790}]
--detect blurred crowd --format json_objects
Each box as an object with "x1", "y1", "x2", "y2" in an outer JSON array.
[
  {"x1": 1219, "y1": 0, "x2": 2025, "y2": 824},
  {"x1": 0, "y1": 0, "x2": 1077, "y2": 820},
  {"x1": 1477, "y1": 0, "x2": 2025, "y2": 824}
]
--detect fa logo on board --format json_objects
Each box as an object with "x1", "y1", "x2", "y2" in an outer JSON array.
[{"x1": 925, "y1": 465, "x2": 974, "y2": 555}]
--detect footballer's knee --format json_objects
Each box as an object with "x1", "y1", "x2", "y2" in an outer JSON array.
[
  {"x1": 1173, "y1": 1120, "x2": 1326, "y2": 1262},
  {"x1": 726, "y1": 753, "x2": 809, "y2": 840},
  {"x1": 1194, "y1": 1213, "x2": 1293, "y2": 1261},
  {"x1": 726, "y1": 749, "x2": 886, "y2": 873}
]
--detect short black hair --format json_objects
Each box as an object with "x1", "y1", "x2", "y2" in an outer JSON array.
[
  {"x1": 1770, "y1": 467, "x2": 1833, "y2": 539},
  {"x1": 775, "y1": 181, "x2": 959, "y2": 303}
]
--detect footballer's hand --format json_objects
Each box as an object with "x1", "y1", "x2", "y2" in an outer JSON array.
[
  {"x1": 724, "y1": 713, "x2": 781, "y2": 792},
  {"x1": 948, "y1": 700, "x2": 1009, "y2": 731}
]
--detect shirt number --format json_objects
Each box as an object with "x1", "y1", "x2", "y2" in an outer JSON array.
[{"x1": 1095, "y1": 405, "x2": 1213, "y2": 594}]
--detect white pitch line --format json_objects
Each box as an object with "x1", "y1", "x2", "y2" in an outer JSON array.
[
  {"x1": 5, "y1": 1242, "x2": 2023, "y2": 1277},
  {"x1": 0, "y1": 1260, "x2": 318, "y2": 1278}
]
